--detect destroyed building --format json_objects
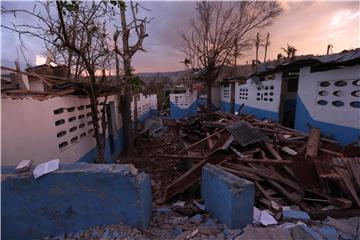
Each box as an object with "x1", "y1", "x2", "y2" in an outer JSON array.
[
  {"x1": 219, "y1": 48, "x2": 360, "y2": 144},
  {"x1": 1, "y1": 65, "x2": 158, "y2": 166}
]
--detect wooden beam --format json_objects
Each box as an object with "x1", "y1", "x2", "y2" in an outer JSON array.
[{"x1": 306, "y1": 128, "x2": 320, "y2": 158}]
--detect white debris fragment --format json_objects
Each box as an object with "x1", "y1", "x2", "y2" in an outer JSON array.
[
  {"x1": 173, "y1": 201, "x2": 186, "y2": 208},
  {"x1": 15, "y1": 160, "x2": 32, "y2": 173},
  {"x1": 253, "y1": 207, "x2": 278, "y2": 226},
  {"x1": 33, "y1": 159, "x2": 60, "y2": 179},
  {"x1": 281, "y1": 146, "x2": 298, "y2": 156},
  {"x1": 193, "y1": 200, "x2": 206, "y2": 211}
]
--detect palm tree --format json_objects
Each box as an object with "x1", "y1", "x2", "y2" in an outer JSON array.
[{"x1": 282, "y1": 44, "x2": 297, "y2": 60}]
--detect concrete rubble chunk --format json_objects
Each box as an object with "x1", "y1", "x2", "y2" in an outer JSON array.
[
  {"x1": 33, "y1": 159, "x2": 59, "y2": 179},
  {"x1": 190, "y1": 214, "x2": 203, "y2": 224},
  {"x1": 15, "y1": 160, "x2": 32, "y2": 173},
  {"x1": 282, "y1": 209, "x2": 310, "y2": 222},
  {"x1": 324, "y1": 216, "x2": 359, "y2": 237},
  {"x1": 235, "y1": 225, "x2": 292, "y2": 240},
  {"x1": 291, "y1": 225, "x2": 322, "y2": 240}
]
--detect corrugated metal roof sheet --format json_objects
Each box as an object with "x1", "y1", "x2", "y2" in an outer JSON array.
[{"x1": 248, "y1": 48, "x2": 360, "y2": 77}]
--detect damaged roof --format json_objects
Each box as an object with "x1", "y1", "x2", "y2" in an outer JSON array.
[{"x1": 248, "y1": 48, "x2": 360, "y2": 77}]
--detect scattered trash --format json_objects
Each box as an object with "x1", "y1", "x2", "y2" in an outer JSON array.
[
  {"x1": 15, "y1": 159, "x2": 32, "y2": 173},
  {"x1": 33, "y1": 159, "x2": 59, "y2": 179}
]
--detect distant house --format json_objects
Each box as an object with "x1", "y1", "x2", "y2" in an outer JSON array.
[
  {"x1": 220, "y1": 49, "x2": 360, "y2": 144},
  {"x1": 1, "y1": 66, "x2": 157, "y2": 166}
]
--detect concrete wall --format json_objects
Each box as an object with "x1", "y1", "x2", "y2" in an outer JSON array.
[
  {"x1": 234, "y1": 73, "x2": 282, "y2": 121},
  {"x1": 201, "y1": 164, "x2": 254, "y2": 229},
  {"x1": 1, "y1": 95, "x2": 124, "y2": 166},
  {"x1": 295, "y1": 65, "x2": 360, "y2": 144},
  {"x1": 131, "y1": 93, "x2": 158, "y2": 123},
  {"x1": 1, "y1": 163, "x2": 152, "y2": 239},
  {"x1": 220, "y1": 84, "x2": 231, "y2": 112},
  {"x1": 169, "y1": 90, "x2": 198, "y2": 119}
]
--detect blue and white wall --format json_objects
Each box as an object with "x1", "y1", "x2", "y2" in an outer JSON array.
[
  {"x1": 170, "y1": 90, "x2": 198, "y2": 119},
  {"x1": 220, "y1": 84, "x2": 231, "y2": 112},
  {"x1": 234, "y1": 73, "x2": 283, "y2": 122},
  {"x1": 294, "y1": 65, "x2": 360, "y2": 144},
  {"x1": 1, "y1": 95, "x2": 124, "y2": 166},
  {"x1": 131, "y1": 93, "x2": 158, "y2": 123}
]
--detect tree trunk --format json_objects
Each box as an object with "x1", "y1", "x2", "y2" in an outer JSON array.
[
  {"x1": 122, "y1": 88, "x2": 134, "y2": 155},
  {"x1": 89, "y1": 94, "x2": 105, "y2": 163},
  {"x1": 207, "y1": 83, "x2": 212, "y2": 113}
]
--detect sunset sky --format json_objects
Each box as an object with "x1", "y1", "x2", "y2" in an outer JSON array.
[{"x1": 1, "y1": 1, "x2": 359, "y2": 73}]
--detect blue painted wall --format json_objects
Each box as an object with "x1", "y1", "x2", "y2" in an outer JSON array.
[
  {"x1": 201, "y1": 164, "x2": 254, "y2": 229},
  {"x1": 170, "y1": 100, "x2": 198, "y2": 119},
  {"x1": 78, "y1": 128, "x2": 124, "y2": 164},
  {"x1": 220, "y1": 101, "x2": 231, "y2": 113},
  {"x1": 294, "y1": 96, "x2": 360, "y2": 144},
  {"x1": 235, "y1": 103, "x2": 279, "y2": 122},
  {"x1": 1, "y1": 163, "x2": 152, "y2": 239}
]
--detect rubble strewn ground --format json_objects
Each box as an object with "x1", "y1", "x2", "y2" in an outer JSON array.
[
  {"x1": 45, "y1": 201, "x2": 360, "y2": 239},
  {"x1": 47, "y1": 112, "x2": 360, "y2": 239}
]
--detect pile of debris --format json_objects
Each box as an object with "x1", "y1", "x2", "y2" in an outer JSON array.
[{"x1": 157, "y1": 111, "x2": 360, "y2": 218}]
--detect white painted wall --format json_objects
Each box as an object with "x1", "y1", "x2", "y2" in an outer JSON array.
[
  {"x1": 1, "y1": 94, "x2": 121, "y2": 166},
  {"x1": 130, "y1": 93, "x2": 157, "y2": 121},
  {"x1": 170, "y1": 90, "x2": 198, "y2": 109},
  {"x1": 298, "y1": 65, "x2": 360, "y2": 128},
  {"x1": 150, "y1": 94, "x2": 157, "y2": 110},
  {"x1": 221, "y1": 85, "x2": 231, "y2": 103},
  {"x1": 234, "y1": 72, "x2": 283, "y2": 113},
  {"x1": 211, "y1": 86, "x2": 221, "y2": 108}
]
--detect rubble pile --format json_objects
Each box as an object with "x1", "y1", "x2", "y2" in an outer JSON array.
[
  {"x1": 45, "y1": 203, "x2": 360, "y2": 240},
  {"x1": 157, "y1": 111, "x2": 360, "y2": 217}
]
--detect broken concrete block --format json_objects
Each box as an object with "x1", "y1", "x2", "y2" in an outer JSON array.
[
  {"x1": 33, "y1": 159, "x2": 59, "y2": 179},
  {"x1": 282, "y1": 209, "x2": 310, "y2": 222},
  {"x1": 190, "y1": 214, "x2": 203, "y2": 224},
  {"x1": 202, "y1": 164, "x2": 255, "y2": 229},
  {"x1": 2, "y1": 163, "x2": 152, "y2": 239},
  {"x1": 15, "y1": 160, "x2": 32, "y2": 173},
  {"x1": 318, "y1": 226, "x2": 338, "y2": 240}
]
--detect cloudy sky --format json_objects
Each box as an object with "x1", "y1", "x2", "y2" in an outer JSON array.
[{"x1": 1, "y1": 1, "x2": 359, "y2": 73}]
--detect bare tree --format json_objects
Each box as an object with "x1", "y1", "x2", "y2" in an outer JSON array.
[
  {"x1": 2, "y1": 1, "x2": 115, "y2": 163},
  {"x1": 112, "y1": 1, "x2": 150, "y2": 155},
  {"x1": 182, "y1": 1, "x2": 282, "y2": 112}
]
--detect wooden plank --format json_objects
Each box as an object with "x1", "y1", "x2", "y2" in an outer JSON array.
[
  {"x1": 178, "y1": 128, "x2": 225, "y2": 154},
  {"x1": 263, "y1": 141, "x2": 282, "y2": 160},
  {"x1": 334, "y1": 166, "x2": 360, "y2": 207},
  {"x1": 306, "y1": 128, "x2": 320, "y2": 158}
]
